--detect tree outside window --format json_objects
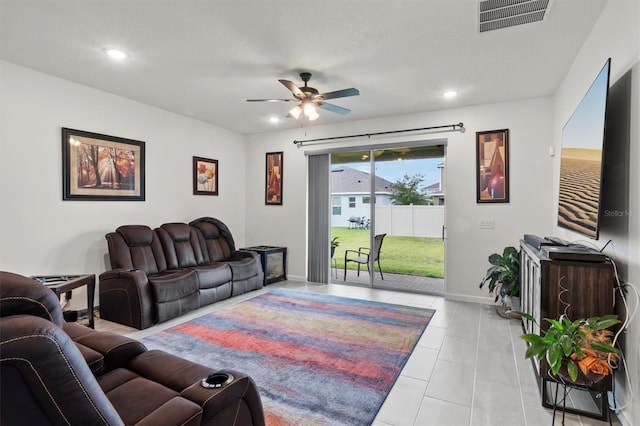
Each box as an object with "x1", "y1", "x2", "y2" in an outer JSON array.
[{"x1": 390, "y1": 174, "x2": 428, "y2": 205}]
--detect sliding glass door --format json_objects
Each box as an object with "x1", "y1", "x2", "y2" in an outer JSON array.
[{"x1": 328, "y1": 143, "x2": 446, "y2": 295}]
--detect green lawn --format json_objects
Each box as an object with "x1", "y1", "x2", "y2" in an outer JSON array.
[{"x1": 331, "y1": 227, "x2": 444, "y2": 278}]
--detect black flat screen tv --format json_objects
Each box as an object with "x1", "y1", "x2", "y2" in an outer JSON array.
[{"x1": 557, "y1": 58, "x2": 611, "y2": 240}]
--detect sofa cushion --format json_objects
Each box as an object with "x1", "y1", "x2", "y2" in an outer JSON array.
[
  {"x1": 149, "y1": 270, "x2": 200, "y2": 323},
  {"x1": 107, "y1": 225, "x2": 168, "y2": 274},
  {"x1": 190, "y1": 220, "x2": 233, "y2": 262},
  {"x1": 98, "y1": 368, "x2": 202, "y2": 426},
  {"x1": 227, "y1": 254, "x2": 261, "y2": 281},
  {"x1": 117, "y1": 225, "x2": 155, "y2": 246},
  {"x1": 192, "y1": 263, "x2": 232, "y2": 290},
  {"x1": 157, "y1": 223, "x2": 205, "y2": 269},
  {"x1": 149, "y1": 270, "x2": 199, "y2": 304},
  {"x1": 0, "y1": 271, "x2": 65, "y2": 327},
  {"x1": 1, "y1": 315, "x2": 125, "y2": 426}
]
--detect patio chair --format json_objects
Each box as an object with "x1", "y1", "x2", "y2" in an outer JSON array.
[{"x1": 343, "y1": 233, "x2": 386, "y2": 280}]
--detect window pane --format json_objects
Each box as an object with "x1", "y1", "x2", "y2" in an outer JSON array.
[{"x1": 332, "y1": 206, "x2": 341, "y2": 215}]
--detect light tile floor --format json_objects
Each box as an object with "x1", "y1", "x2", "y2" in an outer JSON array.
[{"x1": 95, "y1": 280, "x2": 620, "y2": 426}]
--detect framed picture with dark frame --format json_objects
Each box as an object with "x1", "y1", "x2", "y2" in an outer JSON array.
[
  {"x1": 265, "y1": 151, "x2": 283, "y2": 205},
  {"x1": 62, "y1": 127, "x2": 145, "y2": 201},
  {"x1": 193, "y1": 156, "x2": 219, "y2": 196},
  {"x1": 476, "y1": 129, "x2": 509, "y2": 203}
]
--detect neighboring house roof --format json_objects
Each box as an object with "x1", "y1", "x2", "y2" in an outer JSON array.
[
  {"x1": 423, "y1": 182, "x2": 440, "y2": 191},
  {"x1": 331, "y1": 166, "x2": 394, "y2": 194}
]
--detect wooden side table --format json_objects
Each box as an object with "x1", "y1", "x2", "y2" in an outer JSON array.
[
  {"x1": 241, "y1": 246, "x2": 287, "y2": 286},
  {"x1": 32, "y1": 274, "x2": 96, "y2": 328}
]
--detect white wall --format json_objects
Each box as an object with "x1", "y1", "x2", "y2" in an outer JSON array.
[
  {"x1": 552, "y1": 2, "x2": 639, "y2": 424},
  {"x1": 245, "y1": 96, "x2": 555, "y2": 299},
  {"x1": 0, "y1": 61, "x2": 248, "y2": 310}
]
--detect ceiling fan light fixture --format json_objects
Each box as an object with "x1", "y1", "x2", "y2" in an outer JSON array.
[
  {"x1": 249, "y1": 73, "x2": 358, "y2": 122},
  {"x1": 289, "y1": 105, "x2": 302, "y2": 119},
  {"x1": 307, "y1": 108, "x2": 319, "y2": 121},
  {"x1": 303, "y1": 102, "x2": 319, "y2": 120}
]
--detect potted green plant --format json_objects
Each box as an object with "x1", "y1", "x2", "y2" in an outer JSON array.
[
  {"x1": 330, "y1": 237, "x2": 340, "y2": 258},
  {"x1": 479, "y1": 246, "x2": 520, "y2": 317},
  {"x1": 518, "y1": 312, "x2": 620, "y2": 383}
]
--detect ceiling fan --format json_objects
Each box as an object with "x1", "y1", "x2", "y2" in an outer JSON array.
[{"x1": 247, "y1": 72, "x2": 359, "y2": 121}]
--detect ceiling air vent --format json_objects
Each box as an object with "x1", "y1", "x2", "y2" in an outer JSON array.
[{"x1": 478, "y1": 0, "x2": 552, "y2": 33}]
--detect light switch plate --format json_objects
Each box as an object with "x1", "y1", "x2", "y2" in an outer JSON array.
[{"x1": 480, "y1": 219, "x2": 494, "y2": 229}]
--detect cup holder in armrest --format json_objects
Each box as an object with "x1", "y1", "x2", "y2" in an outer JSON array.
[{"x1": 201, "y1": 372, "x2": 234, "y2": 389}]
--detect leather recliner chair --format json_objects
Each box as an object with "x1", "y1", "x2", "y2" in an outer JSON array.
[{"x1": 0, "y1": 271, "x2": 265, "y2": 426}]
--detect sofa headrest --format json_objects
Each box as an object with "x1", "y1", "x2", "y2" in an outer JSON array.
[
  {"x1": 116, "y1": 225, "x2": 154, "y2": 246},
  {"x1": 192, "y1": 221, "x2": 220, "y2": 239},
  {"x1": 189, "y1": 217, "x2": 235, "y2": 251},
  {"x1": 0, "y1": 271, "x2": 64, "y2": 326},
  {"x1": 159, "y1": 223, "x2": 191, "y2": 241}
]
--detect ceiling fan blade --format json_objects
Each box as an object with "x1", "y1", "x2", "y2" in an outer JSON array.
[
  {"x1": 317, "y1": 102, "x2": 351, "y2": 115},
  {"x1": 279, "y1": 79, "x2": 305, "y2": 98},
  {"x1": 318, "y1": 88, "x2": 359, "y2": 100},
  {"x1": 246, "y1": 99, "x2": 298, "y2": 102}
]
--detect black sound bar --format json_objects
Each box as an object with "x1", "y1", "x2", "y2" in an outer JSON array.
[
  {"x1": 541, "y1": 245, "x2": 607, "y2": 262},
  {"x1": 523, "y1": 234, "x2": 564, "y2": 250}
]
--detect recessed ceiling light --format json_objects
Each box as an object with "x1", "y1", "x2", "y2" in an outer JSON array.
[
  {"x1": 443, "y1": 90, "x2": 458, "y2": 99},
  {"x1": 269, "y1": 116, "x2": 280, "y2": 124},
  {"x1": 106, "y1": 49, "x2": 128, "y2": 60}
]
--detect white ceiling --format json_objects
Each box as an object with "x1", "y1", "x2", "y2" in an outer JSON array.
[{"x1": 0, "y1": 0, "x2": 607, "y2": 135}]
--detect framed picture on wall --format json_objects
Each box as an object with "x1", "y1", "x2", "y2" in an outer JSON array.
[
  {"x1": 62, "y1": 127, "x2": 145, "y2": 201},
  {"x1": 265, "y1": 151, "x2": 283, "y2": 205},
  {"x1": 476, "y1": 129, "x2": 509, "y2": 203},
  {"x1": 193, "y1": 156, "x2": 219, "y2": 195}
]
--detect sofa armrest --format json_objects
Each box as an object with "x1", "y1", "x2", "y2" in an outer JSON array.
[
  {"x1": 182, "y1": 373, "x2": 265, "y2": 426},
  {"x1": 230, "y1": 250, "x2": 260, "y2": 263},
  {"x1": 64, "y1": 322, "x2": 147, "y2": 376},
  {"x1": 128, "y1": 350, "x2": 265, "y2": 426},
  {"x1": 98, "y1": 269, "x2": 154, "y2": 329}
]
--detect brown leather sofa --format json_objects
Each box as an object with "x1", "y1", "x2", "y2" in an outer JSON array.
[
  {"x1": 0, "y1": 271, "x2": 265, "y2": 426},
  {"x1": 99, "y1": 217, "x2": 263, "y2": 329}
]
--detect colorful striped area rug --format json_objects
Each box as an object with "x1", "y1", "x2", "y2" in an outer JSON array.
[{"x1": 141, "y1": 288, "x2": 434, "y2": 425}]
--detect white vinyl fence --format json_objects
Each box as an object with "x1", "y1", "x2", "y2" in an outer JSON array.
[{"x1": 375, "y1": 205, "x2": 444, "y2": 238}]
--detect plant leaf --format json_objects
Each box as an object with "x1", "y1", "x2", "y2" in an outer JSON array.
[
  {"x1": 594, "y1": 318, "x2": 622, "y2": 330},
  {"x1": 590, "y1": 342, "x2": 619, "y2": 354},
  {"x1": 520, "y1": 333, "x2": 543, "y2": 345},
  {"x1": 559, "y1": 335, "x2": 574, "y2": 357},
  {"x1": 516, "y1": 312, "x2": 536, "y2": 324},
  {"x1": 548, "y1": 344, "x2": 563, "y2": 372},
  {"x1": 525, "y1": 342, "x2": 546, "y2": 359},
  {"x1": 567, "y1": 360, "x2": 579, "y2": 382},
  {"x1": 574, "y1": 346, "x2": 584, "y2": 359},
  {"x1": 488, "y1": 253, "x2": 504, "y2": 266},
  {"x1": 547, "y1": 318, "x2": 563, "y2": 331}
]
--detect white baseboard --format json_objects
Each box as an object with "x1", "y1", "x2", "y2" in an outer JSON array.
[
  {"x1": 284, "y1": 274, "x2": 306, "y2": 282},
  {"x1": 445, "y1": 292, "x2": 494, "y2": 305}
]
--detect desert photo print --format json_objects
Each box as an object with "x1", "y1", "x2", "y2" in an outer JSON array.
[{"x1": 557, "y1": 148, "x2": 602, "y2": 238}]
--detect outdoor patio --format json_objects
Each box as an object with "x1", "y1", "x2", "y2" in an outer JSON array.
[{"x1": 330, "y1": 270, "x2": 444, "y2": 295}]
